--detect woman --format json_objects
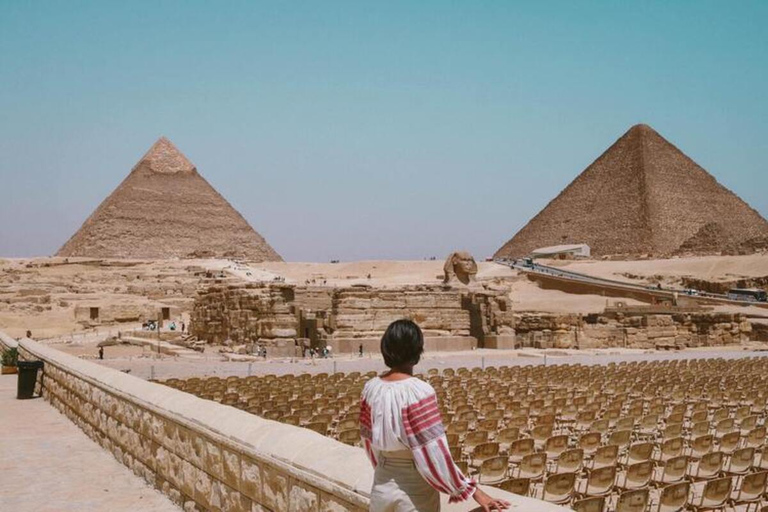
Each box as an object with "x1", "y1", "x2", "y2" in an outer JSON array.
[{"x1": 361, "y1": 319, "x2": 510, "y2": 512}]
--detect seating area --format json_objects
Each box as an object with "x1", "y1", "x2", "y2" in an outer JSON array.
[{"x1": 159, "y1": 356, "x2": 768, "y2": 512}]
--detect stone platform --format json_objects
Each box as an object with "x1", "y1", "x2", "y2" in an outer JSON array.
[{"x1": 0, "y1": 375, "x2": 179, "y2": 512}]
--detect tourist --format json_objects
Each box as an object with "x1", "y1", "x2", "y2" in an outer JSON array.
[
  {"x1": 360, "y1": 320, "x2": 509, "y2": 511},
  {"x1": 359, "y1": 343, "x2": 363, "y2": 357},
  {"x1": 98, "y1": 346, "x2": 104, "y2": 360}
]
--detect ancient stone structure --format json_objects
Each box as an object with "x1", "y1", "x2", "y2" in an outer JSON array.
[
  {"x1": 512, "y1": 309, "x2": 753, "y2": 350},
  {"x1": 57, "y1": 137, "x2": 282, "y2": 261},
  {"x1": 495, "y1": 124, "x2": 768, "y2": 259},
  {"x1": 191, "y1": 282, "x2": 516, "y2": 353},
  {"x1": 443, "y1": 251, "x2": 478, "y2": 285}
]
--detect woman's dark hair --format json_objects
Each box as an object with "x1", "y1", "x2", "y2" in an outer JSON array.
[{"x1": 380, "y1": 319, "x2": 424, "y2": 369}]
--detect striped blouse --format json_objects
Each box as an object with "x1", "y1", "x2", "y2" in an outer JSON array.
[{"x1": 360, "y1": 376, "x2": 476, "y2": 503}]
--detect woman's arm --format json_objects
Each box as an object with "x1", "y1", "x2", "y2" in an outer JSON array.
[{"x1": 402, "y1": 394, "x2": 476, "y2": 502}]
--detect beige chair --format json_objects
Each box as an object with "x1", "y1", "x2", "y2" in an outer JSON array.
[
  {"x1": 543, "y1": 434, "x2": 569, "y2": 459},
  {"x1": 688, "y1": 451, "x2": 724, "y2": 481},
  {"x1": 616, "y1": 460, "x2": 653, "y2": 491},
  {"x1": 656, "y1": 481, "x2": 689, "y2": 512},
  {"x1": 469, "y1": 442, "x2": 500, "y2": 469},
  {"x1": 541, "y1": 472, "x2": 576, "y2": 505},
  {"x1": 572, "y1": 496, "x2": 605, "y2": 512},
  {"x1": 689, "y1": 434, "x2": 714, "y2": 460},
  {"x1": 656, "y1": 437, "x2": 685, "y2": 464},
  {"x1": 723, "y1": 446, "x2": 754, "y2": 475},
  {"x1": 688, "y1": 477, "x2": 732, "y2": 511},
  {"x1": 615, "y1": 488, "x2": 649, "y2": 512},
  {"x1": 745, "y1": 426, "x2": 766, "y2": 449},
  {"x1": 691, "y1": 420, "x2": 711, "y2": 438},
  {"x1": 653, "y1": 455, "x2": 689, "y2": 486},
  {"x1": 463, "y1": 430, "x2": 489, "y2": 452},
  {"x1": 729, "y1": 470, "x2": 767, "y2": 512},
  {"x1": 513, "y1": 452, "x2": 547, "y2": 481},
  {"x1": 555, "y1": 448, "x2": 584, "y2": 474},
  {"x1": 580, "y1": 432, "x2": 603, "y2": 456},
  {"x1": 577, "y1": 465, "x2": 616, "y2": 498},
  {"x1": 496, "y1": 427, "x2": 520, "y2": 450},
  {"x1": 498, "y1": 477, "x2": 530, "y2": 496},
  {"x1": 477, "y1": 455, "x2": 508, "y2": 485},
  {"x1": 608, "y1": 430, "x2": 632, "y2": 451},
  {"x1": 587, "y1": 444, "x2": 619, "y2": 471},
  {"x1": 508, "y1": 438, "x2": 535, "y2": 465},
  {"x1": 337, "y1": 428, "x2": 359, "y2": 446},
  {"x1": 624, "y1": 442, "x2": 654, "y2": 466},
  {"x1": 304, "y1": 421, "x2": 328, "y2": 435},
  {"x1": 718, "y1": 431, "x2": 740, "y2": 455}
]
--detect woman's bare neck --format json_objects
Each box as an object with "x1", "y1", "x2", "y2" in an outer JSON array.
[{"x1": 380, "y1": 368, "x2": 413, "y2": 381}]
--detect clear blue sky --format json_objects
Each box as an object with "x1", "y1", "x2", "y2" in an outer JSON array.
[{"x1": 1, "y1": 1, "x2": 766, "y2": 261}]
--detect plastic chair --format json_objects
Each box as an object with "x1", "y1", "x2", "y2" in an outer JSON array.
[
  {"x1": 587, "y1": 444, "x2": 620, "y2": 471},
  {"x1": 477, "y1": 455, "x2": 508, "y2": 485},
  {"x1": 572, "y1": 496, "x2": 605, "y2": 512},
  {"x1": 514, "y1": 452, "x2": 547, "y2": 481},
  {"x1": 689, "y1": 435, "x2": 714, "y2": 460},
  {"x1": 544, "y1": 434, "x2": 569, "y2": 459},
  {"x1": 577, "y1": 464, "x2": 616, "y2": 498},
  {"x1": 498, "y1": 477, "x2": 530, "y2": 496},
  {"x1": 688, "y1": 451, "x2": 724, "y2": 481},
  {"x1": 729, "y1": 470, "x2": 767, "y2": 511},
  {"x1": 688, "y1": 477, "x2": 732, "y2": 511},
  {"x1": 653, "y1": 455, "x2": 689, "y2": 486},
  {"x1": 723, "y1": 446, "x2": 754, "y2": 475},
  {"x1": 541, "y1": 472, "x2": 577, "y2": 505},
  {"x1": 580, "y1": 432, "x2": 602, "y2": 456},
  {"x1": 616, "y1": 460, "x2": 653, "y2": 491},
  {"x1": 656, "y1": 481, "x2": 689, "y2": 512},
  {"x1": 615, "y1": 488, "x2": 649, "y2": 512},
  {"x1": 555, "y1": 448, "x2": 584, "y2": 474},
  {"x1": 508, "y1": 438, "x2": 535, "y2": 465},
  {"x1": 657, "y1": 437, "x2": 685, "y2": 464}
]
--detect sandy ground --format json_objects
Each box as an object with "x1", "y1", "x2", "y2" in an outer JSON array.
[
  {"x1": 90, "y1": 345, "x2": 768, "y2": 381},
  {"x1": 0, "y1": 375, "x2": 178, "y2": 512}
]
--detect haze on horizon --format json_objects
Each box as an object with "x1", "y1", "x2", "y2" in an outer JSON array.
[{"x1": 1, "y1": 1, "x2": 766, "y2": 262}]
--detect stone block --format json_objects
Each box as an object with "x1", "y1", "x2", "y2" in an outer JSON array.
[
  {"x1": 262, "y1": 465, "x2": 288, "y2": 511},
  {"x1": 241, "y1": 456, "x2": 262, "y2": 502},
  {"x1": 289, "y1": 482, "x2": 320, "y2": 512}
]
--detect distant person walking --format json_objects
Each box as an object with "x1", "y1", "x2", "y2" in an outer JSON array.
[
  {"x1": 98, "y1": 346, "x2": 104, "y2": 360},
  {"x1": 360, "y1": 320, "x2": 509, "y2": 511},
  {"x1": 359, "y1": 343, "x2": 364, "y2": 357}
]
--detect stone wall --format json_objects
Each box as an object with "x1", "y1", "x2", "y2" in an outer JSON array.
[
  {"x1": 191, "y1": 283, "x2": 516, "y2": 353},
  {"x1": 512, "y1": 311, "x2": 754, "y2": 349},
  {"x1": 7, "y1": 333, "x2": 555, "y2": 512},
  {"x1": 191, "y1": 283, "x2": 298, "y2": 350},
  {"x1": 16, "y1": 336, "x2": 370, "y2": 512}
]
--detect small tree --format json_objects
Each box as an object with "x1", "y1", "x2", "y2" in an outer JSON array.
[{"x1": 1, "y1": 347, "x2": 18, "y2": 367}]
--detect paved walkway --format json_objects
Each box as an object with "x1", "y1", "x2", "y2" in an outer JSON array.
[{"x1": 0, "y1": 375, "x2": 178, "y2": 512}]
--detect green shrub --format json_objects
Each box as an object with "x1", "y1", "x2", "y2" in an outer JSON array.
[{"x1": 1, "y1": 347, "x2": 18, "y2": 367}]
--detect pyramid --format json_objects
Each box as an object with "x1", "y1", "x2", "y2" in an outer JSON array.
[
  {"x1": 494, "y1": 124, "x2": 768, "y2": 259},
  {"x1": 57, "y1": 137, "x2": 282, "y2": 261}
]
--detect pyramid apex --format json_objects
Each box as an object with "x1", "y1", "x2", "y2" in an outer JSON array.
[
  {"x1": 627, "y1": 123, "x2": 656, "y2": 135},
  {"x1": 138, "y1": 136, "x2": 195, "y2": 174}
]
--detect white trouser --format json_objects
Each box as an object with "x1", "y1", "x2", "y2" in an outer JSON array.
[{"x1": 370, "y1": 451, "x2": 440, "y2": 512}]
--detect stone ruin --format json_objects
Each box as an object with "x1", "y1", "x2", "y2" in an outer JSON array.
[
  {"x1": 190, "y1": 281, "x2": 516, "y2": 355},
  {"x1": 190, "y1": 281, "x2": 762, "y2": 354}
]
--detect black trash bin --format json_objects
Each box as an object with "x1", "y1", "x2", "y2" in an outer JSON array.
[{"x1": 17, "y1": 360, "x2": 44, "y2": 399}]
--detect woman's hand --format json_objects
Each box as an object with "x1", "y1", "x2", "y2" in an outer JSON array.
[{"x1": 472, "y1": 488, "x2": 511, "y2": 511}]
